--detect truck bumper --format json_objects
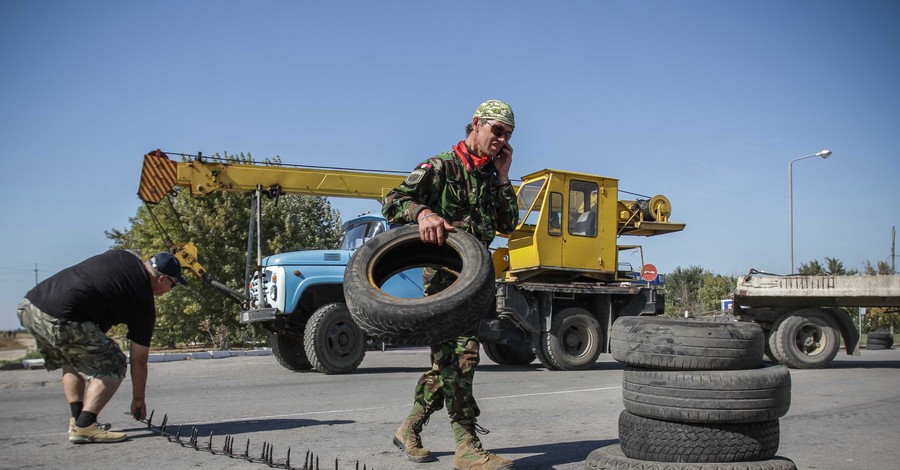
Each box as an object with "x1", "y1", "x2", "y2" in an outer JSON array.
[{"x1": 239, "y1": 308, "x2": 281, "y2": 324}]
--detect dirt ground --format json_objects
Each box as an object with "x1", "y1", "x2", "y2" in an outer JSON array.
[{"x1": 0, "y1": 334, "x2": 35, "y2": 362}]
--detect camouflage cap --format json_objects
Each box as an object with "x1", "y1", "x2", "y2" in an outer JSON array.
[{"x1": 473, "y1": 99, "x2": 515, "y2": 129}]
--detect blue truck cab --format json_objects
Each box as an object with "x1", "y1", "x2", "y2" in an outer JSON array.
[{"x1": 239, "y1": 214, "x2": 421, "y2": 374}]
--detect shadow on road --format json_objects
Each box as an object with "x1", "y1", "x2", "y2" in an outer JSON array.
[
  {"x1": 827, "y1": 359, "x2": 900, "y2": 369},
  {"x1": 494, "y1": 438, "x2": 617, "y2": 469},
  {"x1": 122, "y1": 417, "x2": 355, "y2": 436}
]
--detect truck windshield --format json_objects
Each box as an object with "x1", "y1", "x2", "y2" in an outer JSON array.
[{"x1": 340, "y1": 220, "x2": 387, "y2": 250}]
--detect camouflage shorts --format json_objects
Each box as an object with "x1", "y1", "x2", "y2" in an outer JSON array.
[{"x1": 17, "y1": 299, "x2": 127, "y2": 379}]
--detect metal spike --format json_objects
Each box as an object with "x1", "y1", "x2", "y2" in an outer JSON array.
[
  {"x1": 316, "y1": 455, "x2": 320, "y2": 470},
  {"x1": 286, "y1": 447, "x2": 291, "y2": 469},
  {"x1": 335, "y1": 458, "x2": 338, "y2": 470},
  {"x1": 147, "y1": 409, "x2": 155, "y2": 429},
  {"x1": 160, "y1": 414, "x2": 168, "y2": 433},
  {"x1": 245, "y1": 438, "x2": 251, "y2": 459},
  {"x1": 175, "y1": 424, "x2": 183, "y2": 440},
  {"x1": 207, "y1": 431, "x2": 214, "y2": 450}
]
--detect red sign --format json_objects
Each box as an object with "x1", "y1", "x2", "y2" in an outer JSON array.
[{"x1": 641, "y1": 264, "x2": 658, "y2": 282}]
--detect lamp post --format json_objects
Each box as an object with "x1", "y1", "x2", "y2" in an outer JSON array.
[{"x1": 789, "y1": 149, "x2": 832, "y2": 273}]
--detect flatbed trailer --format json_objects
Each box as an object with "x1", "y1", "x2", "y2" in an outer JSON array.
[{"x1": 733, "y1": 271, "x2": 900, "y2": 369}]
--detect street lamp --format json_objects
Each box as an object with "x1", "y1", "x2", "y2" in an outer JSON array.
[{"x1": 789, "y1": 149, "x2": 832, "y2": 274}]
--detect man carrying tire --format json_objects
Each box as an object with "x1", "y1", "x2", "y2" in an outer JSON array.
[{"x1": 382, "y1": 99, "x2": 519, "y2": 469}]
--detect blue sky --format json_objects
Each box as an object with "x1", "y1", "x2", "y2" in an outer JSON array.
[{"x1": 1, "y1": 1, "x2": 898, "y2": 330}]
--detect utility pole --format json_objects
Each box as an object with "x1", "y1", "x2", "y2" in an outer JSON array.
[
  {"x1": 892, "y1": 226, "x2": 896, "y2": 275},
  {"x1": 34, "y1": 263, "x2": 38, "y2": 286}
]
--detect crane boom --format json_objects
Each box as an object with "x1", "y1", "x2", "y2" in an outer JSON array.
[{"x1": 139, "y1": 150, "x2": 407, "y2": 204}]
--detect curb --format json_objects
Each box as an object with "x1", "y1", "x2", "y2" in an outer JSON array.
[{"x1": 11, "y1": 348, "x2": 274, "y2": 369}]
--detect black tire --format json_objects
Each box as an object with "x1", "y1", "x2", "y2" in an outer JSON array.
[
  {"x1": 534, "y1": 343, "x2": 559, "y2": 370},
  {"x1": 867, "y1": 330, "x2": 894, "y2": 349},
  {"x1": 866, "y1": 342, "x2": 888, "y2": 350},
  {"x1": 618, "y1": 410, "x2": 780, "y2": 463},
  {"x1": 584, "y1": 444, "x2": 797, "y2": 470},
  {"x1": 344, "y1": 225, "x2": 494, "y2": 346},
  {"x1": 761, "y1": 327, "x2": 779, "y2": 362},
  {"x1": 770, "y1": 311, "x2": 840, "y2": 369},
  {"x1": 269, "y1": 332, "x2": 312, "y2": 371},
  {"x1": 610, "y1": 317, "x2": 764, "y2": 370},
  {"x1": 482, "y1": 342, "x2": 536, "y2": 365},
  {"x1": 867, "y1": 330, "x2": 892, "y2": 340},
  {"x1": 303, "y1": 302, "x2": 366, "y2": 374},
  {"x1": 622, "y1": 365, "x2": 791, "y2": 423},
  {"x1": 541, "y1": 308, "x2": 603, "y2": 370}
]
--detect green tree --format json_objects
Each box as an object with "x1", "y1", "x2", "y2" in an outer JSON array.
[
  {"x1": 106, "y1": 152, "x2": 344, "y2": 348},
  {"x1": 699, "y1": 273, "x2": 737, "y2": 311},
  {"x1": 798, "y1": 257, "x2": 858, "y2": 275},
  {"x1": 861, "y1": 258, "x2": 900, "y2": 332},
  {"x1": 663, "y1": 266, "x2": 706, "y2": 317},
  {"x1": 864, "y1": 259, "x2": 894, "y2": 275}
]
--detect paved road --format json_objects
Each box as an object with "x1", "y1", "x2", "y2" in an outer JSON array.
[{"x1": 1, "y1": 347, "x2": 899, "y2": 470}]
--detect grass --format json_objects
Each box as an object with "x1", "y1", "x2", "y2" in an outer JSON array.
[{"x1": 0, "y1": 335, "x2": 24, "y2": 350}]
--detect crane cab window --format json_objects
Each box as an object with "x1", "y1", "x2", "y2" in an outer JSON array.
[
  {"x1": 568, "y1": 180, "x2": 598, "y2": 237},
  {"x1": 548, "y1": 192, "x2": 562, "y2": 236}
]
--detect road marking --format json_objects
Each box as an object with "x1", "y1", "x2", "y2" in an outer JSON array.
[{"x1": 189, "y1": 386, "x2": 623, "y2": 425}]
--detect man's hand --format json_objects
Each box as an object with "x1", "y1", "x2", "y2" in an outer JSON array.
[
  {"x1": 493, "y1": 143, "x2": 513, "y2": 179},
  {"x1": 131, "y1": 398, "x2": 147, "y2": 420},
  {"x1": 417, "y1": 211, "x2": 455, "y2": 245}
]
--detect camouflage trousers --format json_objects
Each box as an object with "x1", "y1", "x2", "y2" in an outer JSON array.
[
  {"x1": 17, "y1": 299, "x2": 127, "y2": 379},
  {"x1": 414, "y1": 335, "x2": 481, "y2": 422}
]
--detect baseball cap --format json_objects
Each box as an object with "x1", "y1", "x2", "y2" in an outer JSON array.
[{"x1": 151, "y1": 252, "x2": 188, "y2": 285}]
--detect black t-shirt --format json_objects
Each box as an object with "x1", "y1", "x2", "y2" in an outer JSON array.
[{"x1": 25, "y1": 250, "x2": 156, "y2": 347}]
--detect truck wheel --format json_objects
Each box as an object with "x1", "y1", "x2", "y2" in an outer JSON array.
[
  {"x1": 622, "y1": 365, "x2": 791, "y2": 423},
  {"x1": 344, "y1": 225, "x2": 494, "y2": 346},
  {"x1": 303, "y1": 303, "x2": 366, "y2": 374},
  {"x1": 483, "y1": 342, "x2": 536, "y2": 365},
  {"x1": 770, "y1": 311, "x2": 840, "y2": 369},
  {"x1": 585, "y1": 444, "x2": 797, "y2": 470},
  {"x1": 269, "y1": 331, "x2": 312, "y2": 371},
  {"x1": 610, "y1": 316, "x2": 764, "y2": 370},
  {"x1": 618, "y1": 410, "x2": 780, "y2": 463},
  {"x1": 541, "y1": 308, "x2": 603, "y2": 370}
]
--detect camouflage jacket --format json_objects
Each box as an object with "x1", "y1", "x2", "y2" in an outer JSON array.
[{"x1": 382, "y1": 146, "x2": 518, "y2": 244}]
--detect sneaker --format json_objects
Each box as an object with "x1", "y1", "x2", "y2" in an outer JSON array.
[
  {"x1": 68, "y1": 417, "x2": 111, "y2": 433},
  {"x1": 69, "y1": 422, "x2": 127, "y2": 444}
]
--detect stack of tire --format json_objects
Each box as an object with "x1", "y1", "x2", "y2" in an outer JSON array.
[
  {"x1": 585, "y1": 316, "x2": 797, "y2": 470},
  {"x1": 866, "y1": 329, "x2": 894, "y2": 350}
]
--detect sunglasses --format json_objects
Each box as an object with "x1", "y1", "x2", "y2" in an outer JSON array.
[{"x1": 487, "y1": 122, "x2": 513, "y2": 140}]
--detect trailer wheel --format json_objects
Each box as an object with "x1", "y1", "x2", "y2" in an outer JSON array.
[
  {"x1": 269, "y1": 331, "x2": 312, "y2": 371},
  {"x1": 303, "y1": 302, "x2": 366, "y2": 374},
  {"x1": 482, "y1": 342, "x2": 536, "y2": 365},
  {"x1": 541, "y1": 308, "x2": 603, "y2": 370},
  {"x1": 622, "y1": 365, "x2": 791, "y2": 423},
  {"x1": 610, "y1": 316, "x2": 764, "y2": 370},
  {"x1": 770, "y1": 311, "x2": 840, "y2": 369},
  {"x1": 344, "y1": 225, "x2": 494, "y2": 346},
  {"x1": 584, "y1": 444, "x2": 797, "y2": 470},
  {"x1": 618, "y1": 410, "x2": 780, "y2": 463}
]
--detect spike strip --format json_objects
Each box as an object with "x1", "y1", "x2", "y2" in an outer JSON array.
[{"x1": 133, "y1": 409, "x2": 372, "y2": 469}]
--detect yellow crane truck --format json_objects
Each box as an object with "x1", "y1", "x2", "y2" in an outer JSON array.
[{"x1": 138, "y1": 150, "x2": 685, "y2": 372}]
